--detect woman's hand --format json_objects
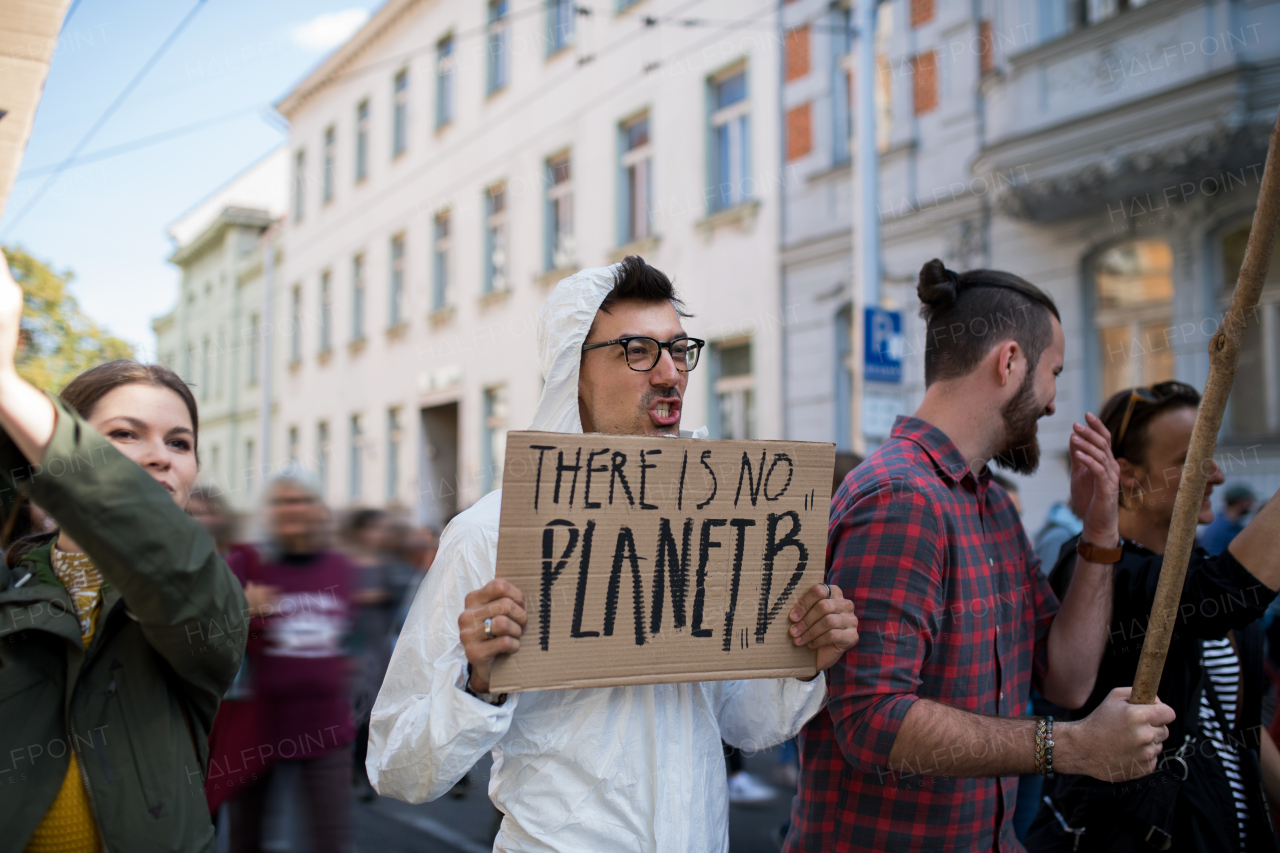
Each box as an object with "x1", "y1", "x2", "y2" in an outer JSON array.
[
  {"x1": 1070, "y1": 411, "x2": 1121, "y2": 548},
  {"x1": 0, "y1": 250, "x2": 56, "y2": 464}
]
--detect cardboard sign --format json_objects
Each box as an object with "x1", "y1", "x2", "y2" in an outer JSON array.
[{"x1": 489, "y1": 431, "x2": 835, "y2": 693}]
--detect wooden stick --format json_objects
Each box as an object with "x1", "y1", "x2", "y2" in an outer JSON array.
[{"x1": 1131, "y1": 104, "x2": 1280, "y2": 704}]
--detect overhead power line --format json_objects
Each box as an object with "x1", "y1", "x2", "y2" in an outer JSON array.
[
  {"x1": 14, "y1": 106, "x2": 274, "y2": 180},
  {"x1": 1, "y1": 0, "x2": 209, "y2": 238}
]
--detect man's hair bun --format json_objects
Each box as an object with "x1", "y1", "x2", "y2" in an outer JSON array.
[{"x1": 916, "y1": 258, "x2": 960, "y2": 312}]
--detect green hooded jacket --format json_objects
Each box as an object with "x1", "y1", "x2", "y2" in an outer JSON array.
[{"x1": 0, "y1": 396, "x2": 247, "y2": 852}]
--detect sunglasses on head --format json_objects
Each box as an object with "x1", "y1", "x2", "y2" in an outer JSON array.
[{"x1": 1114, "y1": 381, "x2": 1200, "y2": 451}]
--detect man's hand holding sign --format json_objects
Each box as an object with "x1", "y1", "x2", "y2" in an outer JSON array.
[{"x1": 462, "y1": 433, "x2": 856, "y2": 694}]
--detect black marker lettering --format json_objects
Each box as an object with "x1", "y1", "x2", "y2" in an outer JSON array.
[
  {"x1": 677, "y1": 450, "x2": 689, "y2": 510},
  {"x1": 554, "y1": 448, "x2": 582, "y2": 507},
  {"x1": 571, "y1": 520, "x2": 599, "y2": 638},
  {"x1": 691, "y1": 519, "x2": 727, "y2": 637},
  {"x1": 734, "y1": 451, "x2": 767, "y2": 507},
  {"x1": 639, "y1": 449, "x2": 661, "y2": 509},
  {"x1": 755, "y1": 511, "x2": 809, "y2": 643},
  {"x1": 539, "y1": 520, "x2": 579, "y2": 650},
  {"x1": 582, "y1": 448, "x2": 610, "y2": 509},
  {"x1": 763, "y1": 454, "x2": 794, "y2": 501},
  {"x1": 530, "y1": 446, "x2": 556, "y2": 511},
  {"x1": 651, "y1": 517, "x2": 693, "y2": 633},
  {"x1": 603, "y1": 526, "x2": 647, "y2": 646},
  {"x1": 721, "y1": 519, "x2": 757, "y2": 651},
  {"x1": 609, "y1": 451, "x2": 635, "y2": 506},
  {"x1": 696, "y1": 450, "x2": 718, "y2": 510}
]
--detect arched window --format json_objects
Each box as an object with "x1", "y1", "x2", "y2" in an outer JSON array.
[
  {"x1": 1219, "y1": 223, "x2": 1280, "y2": 437},
  {"x1": 1092, "y1": 240, "x2": 1175, "y2": 401}
]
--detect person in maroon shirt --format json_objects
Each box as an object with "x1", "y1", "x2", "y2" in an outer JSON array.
[
  {"x1": 786, "y1": 259, "x2": 1176, "y2": 853},
  {"x1": 229, "y1": 470, "x2": 356, "y2": 853}
]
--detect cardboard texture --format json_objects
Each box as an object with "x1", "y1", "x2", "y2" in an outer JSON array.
[
  {"x1": 489, "y1": 431, "x2": 836, "y2": 693},
  {"x1": 0, "y1": 0, "x2": 72, "y2": 219}
]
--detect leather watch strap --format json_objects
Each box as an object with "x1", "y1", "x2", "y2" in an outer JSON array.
[{"x1": 1076, "y1": 539, "x2": 1123, "y2": 564}]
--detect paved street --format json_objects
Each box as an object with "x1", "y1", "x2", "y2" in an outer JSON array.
[{"x1": 351, "y1": 747, "x2": 798, "y2": 853}]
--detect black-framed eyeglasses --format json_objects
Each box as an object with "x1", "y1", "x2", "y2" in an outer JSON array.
[
  {"x1": 1114, "y1": 381, "x2": 1200, "y2": 450},
  {"x1": 581, "y1": 336, "x2": 706, "y2": 372}
]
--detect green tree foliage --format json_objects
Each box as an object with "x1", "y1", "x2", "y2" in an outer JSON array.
[{"x1": 5, "y1": 245, "x2": 134, "y2": 393}]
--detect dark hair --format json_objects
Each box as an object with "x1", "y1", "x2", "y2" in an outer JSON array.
[
  {"x1": 602, "y1": 256, "x2": 691, "y2": 317},
  {"x1": 916, "y1": 259, "x2": 1060, "y2": 386},
  {"x1": 343, "y1": 507, "x2": 385, "y2": 536},
  {"x1": 4, "y1": 360, "x2": 199, "y2": 570},
  {"x1": 1099, "y1": 381, "x2": 1201, "y2": 466}
]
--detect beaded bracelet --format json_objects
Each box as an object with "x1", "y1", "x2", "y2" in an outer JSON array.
[{"x1": 1034, "y1": 716, "x2": 1056, "y2": 777}]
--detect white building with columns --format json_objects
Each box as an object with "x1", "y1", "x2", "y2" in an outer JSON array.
[
  {"x1": 152, "y1": 148, "x2": 287, "y2": 514},
  {"x1": 273, "y1": 0, "x2": 799, "y2": 527}
]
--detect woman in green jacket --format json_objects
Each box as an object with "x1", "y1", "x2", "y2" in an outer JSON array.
[{"x1": 0, "y1": 252, "x2": 246, "y2": 852}]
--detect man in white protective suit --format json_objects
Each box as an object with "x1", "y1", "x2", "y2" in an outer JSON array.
[{"x1": 367, "y1": 256, "x2": 860, "y2": 851}]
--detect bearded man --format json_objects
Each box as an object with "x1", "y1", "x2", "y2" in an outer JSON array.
[
  {"x1": 784, "y1": 260, "x2": 1176, "y2": 852},
  {"x1": 368, "y1": 257, "x2": 859, "y2": 852}
]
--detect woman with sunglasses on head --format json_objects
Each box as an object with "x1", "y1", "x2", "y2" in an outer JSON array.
[
  {"x1": 1028, "y1": 380, "x2": 1280, "y2": 853},
  {"x1": 0, "y1": 253, "x2": 246, "y2": 852}
]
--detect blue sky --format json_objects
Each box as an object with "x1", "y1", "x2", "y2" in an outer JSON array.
[{"x1": 1, "y1": 0, "x2": 384, "y2": 354}]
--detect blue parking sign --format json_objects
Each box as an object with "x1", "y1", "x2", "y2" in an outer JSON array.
[{"x1": 864, "y1": 307, "x2": 902, "y2": 384}]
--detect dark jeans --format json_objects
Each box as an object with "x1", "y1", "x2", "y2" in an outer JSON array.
[{"x1": 230, "y1": 747, "x2": 352, "y2": 853}]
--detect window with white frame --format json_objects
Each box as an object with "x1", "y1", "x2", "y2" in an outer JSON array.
[
  {"x1": 433, "y1": 210, "x2": 451, "y2": 310},
  {"x1": 1092, "y1": 240, "x2": 1176, "y2": 402},
  {"x1": 351, "y1": 253, "x2": 366, "y2": 340},
  {"x1": 387, "y1": 406, "x2": 402, "y2": 502},
  {"x1": 323, "y1": 125, "x2": 335, "y2": 202},
  {"x1": 487, "y1": 1, "x2": 509, "y2": 94},
  {"x1": 293, "y1": 149, "x2": 305, "y2": 221},
  {"x1": 620, "y1": 114, "x2": 651, "y2": 244},
  {"x1": 482, "y1": 386, "x2": 508, "y2": 493},
  {"x1": 546, "y1": 152, "x2": 574, "y2": 270},
  {"x1": 712, "y1": 340, "x2": 755, "y2": 440},
  {"x1": 547, "y1": 0, "x2": 574, "y2": 53},
  {"x1": 215, "y1": 327, "x2": 225, "y2": 398},
  {"x1": 355, "y1": 100, "x2": 369, "y2": 182},
  {"x1": 200, "y1": 335, "x2": 211, "y2": 400},
  {"x1": 484, "y1": 184, "x2": 508, "y2": 293},
  {"x1": 393, "y1": 69, "x2": 409, "y2": 157},
  {"x1": 436, "y1": 36, "x2": 455, "y2": 128},
  {"x1": 319, "y1": 271, "x2": 333, "y2": 353},
  {"x1": 832, "y1": 6, "x2": 852, "y2": 165},
  {"x1": 244, "y1": 438, "x2": 255, "y2": 496},
  {"x1": 1220, "y1": 222, "x2": 1280, "y2": 437},
  {"x1": 289, "y1": 285, "x2": 302, "y2": 362},
  {"x1": 288, "y1": 425, "x2": 299, "y2": 465},
  {"x1": 247, "y1": 312, "x2": 260, "y2": 386},
  {"x1": 317, "y1": 421, "x2": 330, "y2": 499},
  {"x1": 349, "y1": 413, "x2": 363, "y2": 501},
  {"x1": 389, "y1": 234, "x2": 406, "y2": 326},
  {"x1": 709, "y1": 67, "x2": 751, "y2": 213}
]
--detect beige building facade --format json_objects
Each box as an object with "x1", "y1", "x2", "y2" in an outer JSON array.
[{"x1": 275, "y1": 0, "x2": 794, "y2": 527}]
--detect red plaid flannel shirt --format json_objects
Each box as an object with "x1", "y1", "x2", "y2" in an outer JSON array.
[{"x1": 785, "y1": 416, "x2": 1058, "y2": 852}]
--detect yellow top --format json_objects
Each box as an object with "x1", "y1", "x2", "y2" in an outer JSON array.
[{"x1": 24, "y1": 548, "x2": 104, "y2": 853}]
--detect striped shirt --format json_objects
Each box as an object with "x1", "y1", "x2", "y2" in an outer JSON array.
[{"x1": 1198, "y1": 636, "x2": 1247, "y2": 847}]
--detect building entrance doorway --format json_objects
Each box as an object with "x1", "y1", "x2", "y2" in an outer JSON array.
[{"x1": 419, "y1": 402, "x2": 459, "y2": 529}]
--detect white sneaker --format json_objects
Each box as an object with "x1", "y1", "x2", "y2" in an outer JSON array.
[{"x1": 727, "y1": 771, "x2": 777, "y2": 804}]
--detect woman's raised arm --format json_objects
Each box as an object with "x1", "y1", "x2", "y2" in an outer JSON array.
[{"x1": 0, "y1": 250, "x2": 57, "y2": 464}]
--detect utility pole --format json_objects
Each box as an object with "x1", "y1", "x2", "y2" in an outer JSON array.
[{"x1": 850, "y1": 0, "x2": 883, "y2": 456}]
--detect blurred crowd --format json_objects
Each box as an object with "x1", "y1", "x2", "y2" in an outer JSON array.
[{"x1": 187, "y1": 476, "x2": 437, "y2": 852}]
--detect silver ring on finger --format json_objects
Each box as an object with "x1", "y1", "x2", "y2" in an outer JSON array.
[
  {"x1": 484, "y1": 617, "x2": 494, "y2": 640},
  {"x1": 821, "y1": 583, "x2": 831, "y2": 599}
]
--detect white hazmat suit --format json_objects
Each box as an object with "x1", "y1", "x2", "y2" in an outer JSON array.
[{"x1": 367, "y1": 264, "x2": 827, "y2": 852}]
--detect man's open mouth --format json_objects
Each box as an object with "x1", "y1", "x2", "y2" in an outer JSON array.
[{"x1": 650, "y1": 398, "x2": 681, "y2": 427}]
